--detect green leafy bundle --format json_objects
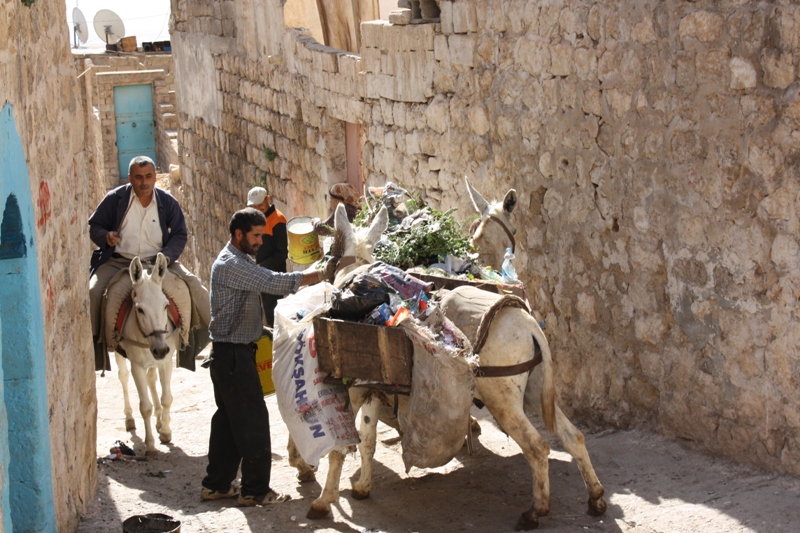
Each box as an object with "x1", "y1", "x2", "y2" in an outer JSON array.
[{"x1": 373, "y1": 207, "x2": 474, "y2": 269}]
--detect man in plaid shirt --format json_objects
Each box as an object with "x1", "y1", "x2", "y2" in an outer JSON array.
[{"x1": 200, "y1": 207, "x2": 336, "y2": 506}]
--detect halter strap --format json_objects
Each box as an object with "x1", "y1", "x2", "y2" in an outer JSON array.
[
  {"x1": 472, "y1": 215, "x2": 516, "y2": 254},
  {"x1": 116, "y1": 294, "x2": 179, "y2": 340}
]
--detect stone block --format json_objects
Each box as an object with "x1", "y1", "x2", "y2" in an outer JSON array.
[
  {"x1": 389, "y1": 9, "x2": 412, "y2": 25},
  {"x1": 440, "y1": 1, "x2": 454, "y2": 34},
  {"x1": 362, "y1": 21, "x2": 387, "y2": 50},
  {"x1": 448, "y1": 35, "x2": 476, "y2": 67},
  {"x1": 452, "y1": 0, "x2": 470, "y2": 34},
  {"x1": 730, "y1": 57, "x2": 757, "y2": 90}
]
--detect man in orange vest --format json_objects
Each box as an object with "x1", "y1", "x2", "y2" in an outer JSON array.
[{"x1": 246, "y1": 186, "x2": 288, "y2": 328}]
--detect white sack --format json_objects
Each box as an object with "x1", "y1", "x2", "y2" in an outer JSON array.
[{"x1": 273, "y1": 283, "x2": 359, "y2": 467}]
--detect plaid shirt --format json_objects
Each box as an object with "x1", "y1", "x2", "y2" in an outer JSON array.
[{"x1": 209, "y1": 242, "x2": 304, "y2": 344}]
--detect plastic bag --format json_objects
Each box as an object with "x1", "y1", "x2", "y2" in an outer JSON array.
[
  {"x1": 329, "y1": 272, "x2": 397, "y2": 320},
  {"x1": 398, "y1": 309, "x2": 476, "y2": 471},
  {"x1": 369, "y1": 262, "x2": 434, "y2": 300},
  {"x1": 273, "y1": 285, "x2": 359, "y2": 467}
]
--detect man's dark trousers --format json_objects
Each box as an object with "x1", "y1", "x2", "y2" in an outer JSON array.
[{"x1": 202, "y1": 342, "x2": 272, "y2": 497}]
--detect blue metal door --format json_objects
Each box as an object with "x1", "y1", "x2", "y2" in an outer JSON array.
[{"x1": 114, "y1": 84, "x2": 157, "y2": 179}]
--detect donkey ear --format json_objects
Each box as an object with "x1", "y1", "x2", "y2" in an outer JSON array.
[
  {"x1": 130, "y1": 256, "x2": 144, "y2": 285},
  {"x1": 465, "y1": 176, "x2": 490, "y2": 216},
  {"x1": 151, "y1": 253, "x2": 168, "y2": 284},
  {"x1": 334, "y1": 202, "x2": 350, "y2": 232},
  {"x1": 502, "y1": 189, "x2": 517, "y2": 215},
  {"x1": 365, "y1": 205, "x2": 389, "y2": 245}
]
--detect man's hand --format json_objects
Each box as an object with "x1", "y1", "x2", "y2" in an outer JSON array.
[
  {"x1": 321, "y1": 257, "x2": 339, "y2": 283},
  {"x1": 106, "y1": 231, "x2": 120, "y2": 247}
]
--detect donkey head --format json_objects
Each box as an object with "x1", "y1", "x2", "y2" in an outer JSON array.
[
  {"x1": 466, "y1": 176, "x2": 517, "y2": 270},
  {"x1": 130, "y1": 252, "x2": 172, "y2": 359},
  {"x1": 330, "y1": 202, "x2": 389, "y2": 286}
]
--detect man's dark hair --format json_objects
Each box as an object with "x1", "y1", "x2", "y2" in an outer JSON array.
[
  {"x1": 128, "y1": 155, "x2": 156, "y2": 175},
  {"x1": 229, "y1": 207, "x2": 266, "y2": 238}
]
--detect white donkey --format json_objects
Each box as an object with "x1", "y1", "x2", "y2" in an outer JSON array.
[
  {"x1": 292, "y1": 203, "x2": 607, "y2": 530},
  {"x1": 114, "y1": 253, "x2": 179, "y2": 457}
]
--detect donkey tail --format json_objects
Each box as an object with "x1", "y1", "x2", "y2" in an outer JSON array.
[{"x1": 531, "y1": 323, "x2": 556, "y2": 433}]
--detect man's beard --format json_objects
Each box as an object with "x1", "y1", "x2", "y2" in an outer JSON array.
[{"x1": 241, "y1": 241, "x2": 259, "y2": 256}]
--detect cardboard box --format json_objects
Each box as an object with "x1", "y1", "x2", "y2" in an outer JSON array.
[
  {"x1": 314, "y1": 316, "x2": 413, "y2": 386},
  {"x1": 120, "y1": 36, "x2": 137, "y2": 52}
]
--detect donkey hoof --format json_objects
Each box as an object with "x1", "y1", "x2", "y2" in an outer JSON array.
[
  {"x1": 306, "y1": 505, "x2": 331, "y2": 520},
  {"x1": 159, "y1": 432, "x2": 172, "y2": 444},
  {"x1": 125, "y1": 419, "x2": 136, "y2": 431},
  {"x1": 587, "y1": 496, "x2": 607, "y2": 516},
  {"x1": 351, "y1": 488, "x2": 371, "y2": 501},
  {"x1": 297, "y1": 470, "x2": 316, "y2": 483},
  {"x1": 514, "y1": 509, "x2": 539, "y2": 530},
  {"x1": 145, "y1": 449, "x2": 158, "y2": 459}
]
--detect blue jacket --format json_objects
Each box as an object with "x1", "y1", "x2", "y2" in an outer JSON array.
[{"x1": 88, "y1": 184, "x2": 188, "y2": 275}]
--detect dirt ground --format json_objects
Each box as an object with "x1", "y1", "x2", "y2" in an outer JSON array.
[{"x1": 76, "y1": 347, "x2": 800, "y2": 533}]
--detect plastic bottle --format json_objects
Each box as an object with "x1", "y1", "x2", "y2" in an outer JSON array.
[{"x1": 502, "y1": 248, "x2": 517, "y2": 283}]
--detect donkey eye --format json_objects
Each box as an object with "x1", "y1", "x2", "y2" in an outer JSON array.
[{"x1": 137, "y1": 308, "x2": 144, "y2": 314}]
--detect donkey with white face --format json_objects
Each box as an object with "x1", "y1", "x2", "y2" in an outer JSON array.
[
  {"x1": 116, "y1": 253, "x2": 179, "y2": 457},
  {"x1": 294, "y1": 201, "x2": 607, "y2": 530},
  {"x1": 467, "y1": 176, "x2": 518, "y2": 270}
]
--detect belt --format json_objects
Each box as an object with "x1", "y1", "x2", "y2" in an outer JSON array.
[{"x1": 112, "y1": 253, "x2": 124, "y2": 259}]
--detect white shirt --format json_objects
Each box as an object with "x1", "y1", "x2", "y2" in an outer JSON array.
[{"x1": 116, "y1": 194, "x2": 162, "y2": 261}]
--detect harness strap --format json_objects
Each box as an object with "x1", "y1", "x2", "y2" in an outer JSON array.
[
  {"x1": 473, "y1": 348, "x2": 541, "y2": 378},
  {"x1": 115, "y1": 295, "x2": 182, "y2": 334},
  {"x1": 486, "y1": 215, "x2": 516, "y2": 254}
]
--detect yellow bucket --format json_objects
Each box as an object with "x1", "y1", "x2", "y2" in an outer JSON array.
[
  {"x1": 255, "y1": 334, "x2": 275, "y2": 396},
  {"x1": 287, "y1": 216, "x2": 321, "y2": 264}
]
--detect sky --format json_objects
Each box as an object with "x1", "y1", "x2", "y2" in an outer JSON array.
[{"x1": 65, "y1": 0, "x2": 171, "y2": 50}]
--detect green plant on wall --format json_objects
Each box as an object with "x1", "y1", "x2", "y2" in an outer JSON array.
[
  {"x1": 252, "y1": 168, "x2": 267, "y2": 188},
  {"x1": 263, "y1": 147, "x2": 277, "y2": 162},
  {"x1": 22, "y1": 0, "x2": 36, "y2": 6}
]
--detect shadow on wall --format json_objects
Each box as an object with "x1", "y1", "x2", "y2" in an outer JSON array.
[{"x1": 0, "y1": 103, "x2": 56, "y2": 532}]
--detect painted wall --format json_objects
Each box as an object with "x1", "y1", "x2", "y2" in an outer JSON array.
[
  {"x1": 1, "y1": 0, "x2": 96, "y2": 531},
  {"x1": 0, "y1": 104, "x2": 57, "y2": 532},
  {"x1": 171, "y1": 0, "x2": 800, "y2": 477}
]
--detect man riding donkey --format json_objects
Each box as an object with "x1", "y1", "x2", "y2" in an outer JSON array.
[{"x1": 88, "y1": 155, "x2": 210, "y2": 371}]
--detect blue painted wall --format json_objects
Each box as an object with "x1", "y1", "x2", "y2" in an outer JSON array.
[
  {"x1": 0, "y1": 103, "x2": 57, "y2": 532},
  {"x1": 0, "y1": 319, "x2": 10, "y2": 533}
]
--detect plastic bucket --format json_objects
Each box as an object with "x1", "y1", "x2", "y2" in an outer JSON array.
[
  {"x1": 255, "y1": 333, "x2": 275, "y2": 395},
  {"x1": 122, "y1": 514, "x2": 181, "y2": 533},
  {"x1": 287, "y1": 216, "x2": 321, "y2": 264}
]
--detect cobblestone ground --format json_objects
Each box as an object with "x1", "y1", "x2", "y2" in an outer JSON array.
[{"x1": 76, "y1": 348, "x2": 800, "y2": 533}]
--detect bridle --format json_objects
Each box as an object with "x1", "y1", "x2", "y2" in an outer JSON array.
[{"x1": 470, "y1": 215, "x2": 516, "y2": 254}]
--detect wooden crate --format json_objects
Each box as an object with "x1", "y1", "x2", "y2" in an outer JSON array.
[
  {"x1": 313, "y1": 316, "x2": 413, "y2": 386},
  {"x1": 415, "y1": 273, "x2": 526, "y2": 299}
]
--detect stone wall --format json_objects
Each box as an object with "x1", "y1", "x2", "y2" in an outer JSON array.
[
  {"x1": 75, "y1": 53, "x2": 179, "y2": 207},
  {"x1": 171, "y1": 0, "x2": 800, "y2": 476},
  {"x1": 1, "y1": 0, "x2": 96, "y2": 530}
]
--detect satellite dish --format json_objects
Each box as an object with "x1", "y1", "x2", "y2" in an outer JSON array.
[
  {"x1": 93, "y1": 9, "x2": 125, "y2": 45},
  {"x1": 72, "y1": 8, "x2": 88, "y2": 47}
]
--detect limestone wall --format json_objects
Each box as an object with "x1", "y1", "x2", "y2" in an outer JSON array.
[
  {"x1": 172, "y1": 0, "x2": 800, "y2": 475},
  {"x1": 1, "y1": 0, "x2": 96, "y2": 530}
]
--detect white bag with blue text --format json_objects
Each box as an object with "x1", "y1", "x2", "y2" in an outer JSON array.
[{"x1": 273, "y1": 284, "x2": 359, "y2": 467}]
